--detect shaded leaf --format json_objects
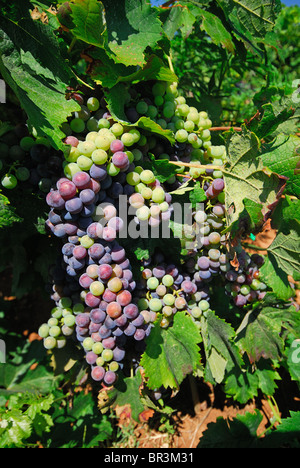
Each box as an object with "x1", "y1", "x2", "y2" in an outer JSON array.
[{"x1": 140, "y1": 313, "x2": 201, "y2": 390}]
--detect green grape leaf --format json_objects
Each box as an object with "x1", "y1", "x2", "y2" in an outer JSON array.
[
  {"x1": 260, "y1": 197, "x2": 300, "y2": 297},
  {"x1": 0, "y1": 2, "x2": 80, "y2": 150},
  {"x1": 140, "y1": 313, "x2": 202, "y2": 390},
  {"x1": 0, "y1": 193, "x2": 23, "y2": 229},
  {"x1": 200, "y1": 310, "x2": 243, "y2": 385},
  {"x1": 236, "y1": 304, "x2": 300, "y2": 363},
  {"x1": 247, "y1": 102, "x2": 294, "y2": 139},
  {"x1": 161, "y1": 2, "x2": 197, "y2": 39},
  {"x1": 90, "y1": 50, "x2": 177, "y2": 89},
  {"x1": 189, "y1": 181, "x2": 207, "y2": 208},
  {"x1": 262, "y1": 222, "x2": 300, "y2": 286},
  {"x1": 223, "y1": 127, "x2": 287, "y2": 231},
  {"x1": 219, "y1": 0, "x2": 281, "y2": 44},
  {"x1": 69, "y1": 0, "x2": 106, "y2": 47},
  {"x1": 101, "y1": 0, "x2": 164, "y2": 67},
  {"x1": 261, "y1": 134, "x2": 300, "y2": 198},
  {"x1": 198, "y1": 9, "x2": 235, "y2": 53},
  {"x1": 106, "y1": 372, "x2": 146, "y2": 422}
]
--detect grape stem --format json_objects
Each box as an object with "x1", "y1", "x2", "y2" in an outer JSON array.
[
  {"x1": 210, "y1": 126, "x2": 242, "y2": 132},
  {"x1": 169, "y1": 161, "x2": 223, "y2": 170}
]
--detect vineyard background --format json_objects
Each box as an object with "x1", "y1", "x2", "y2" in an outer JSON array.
[{"x1": 0, "y1": 0, "x2": 299, "y2": 448}]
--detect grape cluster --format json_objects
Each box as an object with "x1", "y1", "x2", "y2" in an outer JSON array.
[
  {"x1": 127, "y1": 167, "x2": 172, "y2": 226},
  {"x1": 224, "y1": 252, "x2": 268, "y2": 307},
  {"x1": 133, "y1": 253, "x2": 212, "y2": 330},
  {"x1": 0, "y1": 123, "x2": 63, "y2": 193},
  {"x1": 37, "y1": 83, "x2": 273, "y2": 388},
  {"x1": 38, "y1": 297, "x2": 84, "y2": 350}
]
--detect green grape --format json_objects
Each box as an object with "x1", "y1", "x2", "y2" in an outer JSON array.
[
  {"x1": 82, "y1": 337, "x2": 94, "y2": 351},
  {"x1": 208, "y1": 232, "x2": 221, "y2": 244},
  {"x1": 162, "y1": 275, "x2": 174, "y2": 287},
  {"x1": 59, "y1": 297, "x2": 72, "y2": 308},
  {"x1": 146, "y1": 105, "x2": 158, "y2": 119},
  {"x1": 121, "y1": 132, "x2": 135, "y2": 147},
  {"x1": 70, "y1": 118, "x2": 85, "y2": 133},
  {"x1": 111, "y1": 123, "x2": 124, "y2": 136},
  {"x1": 163, "y1": 293, "x2": 175, "y2": 306},
  {"x1": 86, "y1": 118, "x2": 99, "y2": 132},
  {"x1": 98, "y1": 118, "x2": 110, "y2": 129},
  {"x1": 147, "y1": 277, "x2": 159, "y2": 290},
  {"x1": 191, "y1": 307, "x2": 202, "y2": 318},
  {"x1": 151, "y1": 187, "x2": 165, "y2": 203},
  {"x1": 20, "y1": 136, "x2": 35, "y2": 151},
  {"x1": 102, "y1": 349, "x2": 114, "y2": 362},
  {"x1": 87, "y1": 97, "x2": 100, "y2": 111},
  {"x1": 48, "y1": 317, "x2": 59, "y2": 327},
  {"x1": 51, "y1": 307, "x2": 63, "y2": 319},
  {"x1": 63, "y1": 314, "x2": 76, "y2": 327},
  {"x1": 156, "y1": 284, "x2": 167, "y2": 296},
  {"x1": 163, "y1": 105, "x2": 174, "y2": 119},
  {"x1": 140, "y1": 170, "x2": 155, "y2": 185},
  {"x1": 132, "y1": 148, "x2": 143, "y2": 161},
  {"x1": 73, "y1": 303, "x2": 85, "y2": 315},
  {"x1": 76, "y1": 155, "x2": 93, "y2": 171},
  {"x1": 129, "y1": 128, "x2": 141, "y2": 143},
  {"x1": 49, "y1": 325, "x2": 61, "y2": 338},
  {"x1": 107, "y1": 162, "x2": 120, "y2": 177},
  {"x1": 77, "y1": 141, "x2": 96, "y2": 156},
  {"x1": 64, "y1": 162, "x2": 81, "y2": 179},
  {"x1": 152, "y1": 81, "x2": 166, "y2": 96},
  {"x1": 65, "y1": 146, "x2": 80, "y2": 163},
  {"x1": 96, "y1": 356, "x2": 105, "y2": 366},
  {"x1": 175, "y1": 129, "x2": 188, "y2": 143},
  {"x1": 195, "y1": 210, "x2": 207, "y2": 224},
  {"x1": 44, "y1": 336, "x2": 57, "y2": 350},
  {"x1": 154, "y1": 95, "x2": 164, "y2": 106},
  {"x1": 157, "y1": 118, "x2": 167, "y2": 129},
  {"x1": 136, "y1": 205, "x2": 150, "y2": 221},
  {"x1": 38, "y1": 324, "x2": 50, "y2": 338},
  {"x1": 15, "y1": 167, "x2": 30, "y2": 181},
  {"x1": 1, "y1": 174, "x2": 17, "y2": 189},
  {"x1": 92, "y1": 149, "x2": 108, "y2": 165},
  {"x1": 184, "y1": 120, "x2": 195, "y2": 132},
  {"x1": 217, "y1": 192, "x2": 225, "y2": 204},
  {"x1": 126, "y1": 171, "x2": 140, "y2": 186},
  {"x1": 159, "y1": 201, "x2": 169, "y2": 213},
  {"x1": 241, "y1": 285, "x2": 251, "y2": 296},
  {"x1": 136, "y1": 100, "x2": 148, "y2": 114},
  {"x1": 95, "y1": 135, "x2": 111, "y2": 151},
  {"x1": 140, "y1": 187, "x2": 153, "y2": 200},
  {"x1": 109, "y1": 361, "x2": 119, "y2": 372},
  {"x1": 56, "y1": 336, "x2": 67, "y2": 349},
  {"x1": 149, "y1": 298, "x2": 163, "y2": 312},
  {"x1": 175, "y1": 119, "x2": 185, "y2": 130},
  {"x1": 90, "y1": 281, "x2": 105, "y2": 296},
  {"x1": 198, "y1": 300, "x2": 210, "y2": 311},
  {"x1": 250, "y1": 279, "x2": 261, "y2": 291},
  {"x1": 162, "y1": 305, "x2": 173, "y2": 317},
  {"x1": 80, "y1": 235, "x2": 94, "y2": 249},
  {"x1": 189, "y1": 167, "x2": 206, "y2": 178},
  {"x1": 92, "y1": 342, "x2": 104, "y2": 355}
]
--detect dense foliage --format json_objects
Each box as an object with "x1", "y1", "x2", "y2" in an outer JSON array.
[{"x1": 0, "y1": 0, "x2": 299, "y2": 448}]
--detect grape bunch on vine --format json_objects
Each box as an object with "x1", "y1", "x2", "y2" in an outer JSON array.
[{"x1": 0, "y1": 0, "x2": 299, "y2": 419}]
